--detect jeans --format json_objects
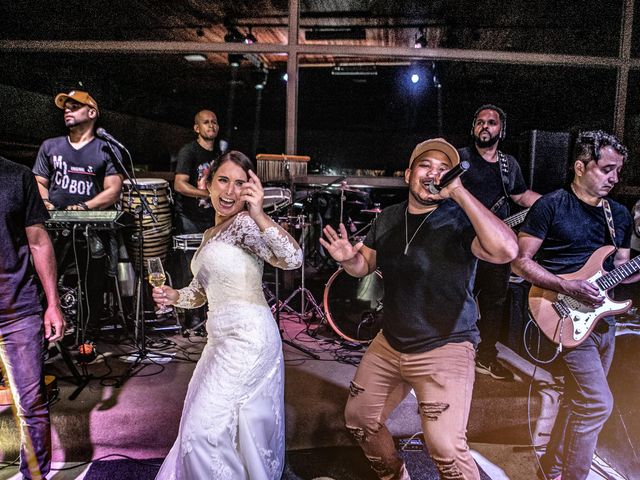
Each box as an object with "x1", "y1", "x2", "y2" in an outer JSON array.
[
  {"x1": 344, "y1": 333, "x2": 479, "y2": 480},
  {"x1": 540, "y1": 323, "x2": 615, "y2": 480},
  {"x1": 0, "y1": 314, "x2": 50, "y2": 480},
  {"x1": 473, "y1": 260, "x2": 511, "y2": 363}
]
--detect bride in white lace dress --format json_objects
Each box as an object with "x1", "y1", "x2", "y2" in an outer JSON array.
[{"x1": 153, "y1": 151, "x2": 302, "y2": 480}]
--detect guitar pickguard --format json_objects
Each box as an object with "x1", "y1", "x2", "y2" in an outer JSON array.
[{"x1": 557, "y1": 272, "x2": 604, "y2": 342}]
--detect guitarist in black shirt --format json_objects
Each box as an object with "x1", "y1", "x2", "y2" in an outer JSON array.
[
  {"x1": 460, "y1": 105, "x2": 540, "y2": 380},
  {"x1": 513, "y1": 130, "x2": 639, "y2": 480}
]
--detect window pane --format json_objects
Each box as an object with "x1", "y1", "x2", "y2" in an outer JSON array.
[
  {"x1": 297, "y1": 57, "x2": 617, "y2": 174},
  {"x1": 0, "y1": 52, "x2": 286, "y2": 170}
]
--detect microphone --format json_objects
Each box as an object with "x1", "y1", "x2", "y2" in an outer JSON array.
[
  {"x1": 427, "y1": 160, "x2": 470, "y2": 194},
  {"x1": 95, "y1": 128, "x2": 126, "y2": 150}
]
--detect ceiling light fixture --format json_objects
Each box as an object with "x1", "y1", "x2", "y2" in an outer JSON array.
[
  {"x1": 331, "y1": 65, "x2": 377, "y2": 76},
  {"x1": 306, "y1": 27, "x2": 366, "y2": 41},
  {"x1": 184, "y1": 54, "x2": 207, "y2": 62}
]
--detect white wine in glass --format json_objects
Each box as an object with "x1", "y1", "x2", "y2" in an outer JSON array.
[{"x1": 147, "y1": 257, "x2": 172, "y2": 314}]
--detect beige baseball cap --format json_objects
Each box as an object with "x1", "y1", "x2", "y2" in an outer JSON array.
[
  {"x1": 408, "y1": 138, "x2": 459, "y2": 169},
  {"x1": 54, "y1": 90, "x2": 99, "y2": 114}
]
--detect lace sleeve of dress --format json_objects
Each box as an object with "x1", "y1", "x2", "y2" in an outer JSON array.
[
  {"x1": 240, "y1": 214, "x2": 303, "y2": 270},
  {"x1": 174, "y1": 276, "x2": 207, "y2": 308}
]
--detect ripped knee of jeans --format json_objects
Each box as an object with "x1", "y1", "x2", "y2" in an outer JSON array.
[
  {"x1": 349, "y1": 380, "x2": 365, "y2": 397},
  {"x1": 433, "y1": 458, "x2": 464, "y2": 479},
  {"x1": 418, "y1": 401, "x2": 449, "y2": 421},
  {"x1": 365, "y1": 455, "x2": 397, "y2": 478},
  {"x1": 346, "y1": 425, "x2": 367, "y2": 442}
]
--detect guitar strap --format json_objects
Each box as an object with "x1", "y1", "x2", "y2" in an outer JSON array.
[
  {"x1": 489, "y1": 151, "x2": 511, "y2": 214},
  {"x1": 602, "y1": 199, "x2": 617, "y2": 247}
]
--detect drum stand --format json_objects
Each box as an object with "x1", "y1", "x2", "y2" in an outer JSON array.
[
  {"x1": 272, "y1": 267, "x2": 320, "y2": 360},
  {"x1": 276, "y1": 215, "x2": 326, "y2": 324}
]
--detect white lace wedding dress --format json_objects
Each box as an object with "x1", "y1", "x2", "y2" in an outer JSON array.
[{"x1": 156, "y1": 212, "x2": 302, "y2": 480}]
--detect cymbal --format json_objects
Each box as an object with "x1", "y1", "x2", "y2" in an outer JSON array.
[{"x1": 361, "y1": 207, "x2": 383, "y2": 214}]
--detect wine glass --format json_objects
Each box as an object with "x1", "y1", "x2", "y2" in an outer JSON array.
[{"x1": 147, "y1": 257, "x2": 172, "y2": 314}]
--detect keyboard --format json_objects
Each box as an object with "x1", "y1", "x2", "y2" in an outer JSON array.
[{"x1": 45, "y1": 210, "x2": 135, "y2": 230}]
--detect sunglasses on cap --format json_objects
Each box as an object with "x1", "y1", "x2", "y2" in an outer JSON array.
[{"x1": 64, "y1": 102, "x2": 89, "y2": 112}]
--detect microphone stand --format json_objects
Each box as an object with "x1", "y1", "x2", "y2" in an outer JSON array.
[{"x1": 102, "y1": 138, "x2": 159, "y2": 383}]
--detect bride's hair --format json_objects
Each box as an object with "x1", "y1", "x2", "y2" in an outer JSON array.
[{"x1": 206, "y1": 150, "x2": 254, "y2": 184}]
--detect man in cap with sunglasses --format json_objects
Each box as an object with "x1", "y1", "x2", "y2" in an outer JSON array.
[
  {"x1": 33, "y1": 90, "x2": 122, "y2": 211},
  {"x1": 32, "y1": 91, "x2": 123, "y2": 330},
  {"x1": 321, "y1": 138, "x2": 518, "y2": 479}
]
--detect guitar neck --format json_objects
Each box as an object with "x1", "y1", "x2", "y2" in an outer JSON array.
[
  {"x1": 504, "y1": 208, "x2": 530, "y2": 228},
  {"x1": 597, "y1": 255, "x2": 640, "y2": 290}
]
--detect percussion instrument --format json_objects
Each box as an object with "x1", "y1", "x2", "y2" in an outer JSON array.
[
  {"x1": 173, "y1": 233, "x2": 204, "y2": 252},
  {"x1": 256, "y1": 153, "x2": 310, "y2": 183},
  {"x1": 263, "y1": 187, "x2": 292, "y2": 214},
  {"x1": 323, "y1": 268, "x2": 384, "y2": 344},
  {"x1": 121, "y1": 178, "x2": 173, "y2": 267}
]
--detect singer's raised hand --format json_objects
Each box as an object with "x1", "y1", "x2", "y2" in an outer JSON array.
[{"x1": 320, "y1": 223, "x2": 363, "y2": 263}]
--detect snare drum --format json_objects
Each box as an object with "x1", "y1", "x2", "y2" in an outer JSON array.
[
  {"x1": 121, "y1": 178, "x2": 173, "y2": 266},
  {"x1": 323, "y1": 268, "x2": 384, "y2": 344},
  {"x1": 263, "y1": 187, "x2": 291, "y2": 214},
  {"x1": 173, "y1": 233, "x2": 204, "y2": 252}
]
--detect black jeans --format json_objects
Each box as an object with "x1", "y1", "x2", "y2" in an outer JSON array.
[
  {"x1": 473, "y1": 260, "x2": 511, "y2": 363},
  {"x1": 0, "y1": 314, "x2": 50, "y2": 479}
]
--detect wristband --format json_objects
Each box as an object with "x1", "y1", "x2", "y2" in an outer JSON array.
[{"x1": 78, "y1": 201, "x2": 89, "y2": 211}]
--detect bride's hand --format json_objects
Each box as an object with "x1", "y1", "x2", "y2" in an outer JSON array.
[
  {"x1": 241, "y1": 170, "x2": 269, "y2": 223},
  {"x1": 152, "y1": 286, "x2": 179, "y2": 307}
]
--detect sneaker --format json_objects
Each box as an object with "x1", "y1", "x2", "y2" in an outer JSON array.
[{"x1": 475, "y1": 358, "x2": 514, "y2": 381}]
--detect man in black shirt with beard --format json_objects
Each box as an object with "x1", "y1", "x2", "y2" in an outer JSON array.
[{"x1": 460, "y1": 104, "x2": 540, "y2": 380}]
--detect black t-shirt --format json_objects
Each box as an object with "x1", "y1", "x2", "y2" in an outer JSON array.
[
  {"x1": 0, "y1": 157, "x2": 50, "y2": 321},
  {"x1": 459, "y1": 146, "x2": 527, "y2": 219},
  {"x1": 174, "y1": 141, "x2": 218, "y2": 220},
  {"x1": 32, "y1": 136, "x2": 120, "y2": 209},
  {"x1": 520, "y1": 188, "x2": 632, "y2": 275},
  {"x1": 363, "y1": 200, "x2": 479, "y2": 353}
]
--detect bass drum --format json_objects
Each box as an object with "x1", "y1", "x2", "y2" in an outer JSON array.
[{"x1": 323, "y1": 268, "x2": 384, "y2": 344}]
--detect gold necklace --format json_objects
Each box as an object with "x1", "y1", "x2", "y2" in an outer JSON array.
[{"x1": 404, "y1": 207, "x2": 437, "y2": 255}]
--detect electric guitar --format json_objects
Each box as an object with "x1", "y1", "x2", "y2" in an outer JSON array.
[
  {"x1": 528, "y1": 245, "x2": 639, "y2": 347},
  {"x1": 504, "y1": 208, "x2": 530, "y2": 229}
]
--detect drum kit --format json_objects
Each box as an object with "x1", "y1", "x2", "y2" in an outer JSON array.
[{"x1": 118, "y1": 176, "x2": 384, "y2": 345}]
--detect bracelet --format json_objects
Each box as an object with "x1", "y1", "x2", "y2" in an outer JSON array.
[{"x1": 78, "y1": 201, "x2": 89, "y2": 211}]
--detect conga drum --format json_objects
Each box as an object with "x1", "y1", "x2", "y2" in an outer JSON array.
[{"x1": 121, "y1": 178, "x2": 173, "y2": 269}]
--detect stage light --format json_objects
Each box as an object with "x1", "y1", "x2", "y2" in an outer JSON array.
[
  {"x1": 411, "y1": 73, "x2": 420, "y2": 84},
  {"x1": 244, "y1": 27, "x2": 257, "y2": 44},
  {"x1": 414, "y1": 28, "x2": 427, "y2": 49},
  {"x1": 283, "y1": 73, "x2": 288, "y2": 82}
]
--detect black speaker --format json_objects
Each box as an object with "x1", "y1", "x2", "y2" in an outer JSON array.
[{"x1": 518, "y1": 130, "x2": 571, "y2": 194}]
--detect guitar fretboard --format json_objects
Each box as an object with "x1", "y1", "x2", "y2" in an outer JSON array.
[{"x1": 597, "y1": 255, "x2": 640, "y2": 290}]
